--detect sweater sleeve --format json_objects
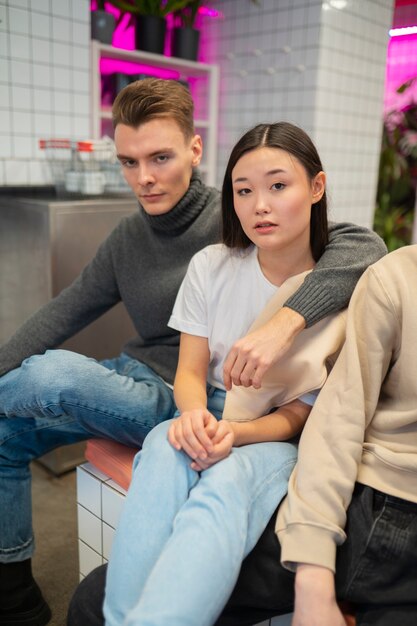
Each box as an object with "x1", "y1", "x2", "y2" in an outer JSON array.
[
  {"x1": 0, "y1": 231, "x2": 122, "y2": 377},
  {"x1": 276, "y1": 264, "x2": 398, "y2": 572},
  {"x1": 284, "y1": 221, "x2": 387, "y2": 327}
]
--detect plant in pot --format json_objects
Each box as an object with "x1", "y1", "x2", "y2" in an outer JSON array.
[
  {"x1": 107, "y1": 0, "x2": 190, "y2": 55},
  {"x1": 171, "y1": 1, "x2": 202, "y2": 61},
  {"x1": 91, "y1": 1, "x2": 116, "y2": 45}
]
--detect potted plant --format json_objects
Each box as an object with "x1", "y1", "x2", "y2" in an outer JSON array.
[
  {"x1": 108, "y1": 0, "x2": 190, "y2": 54},
  {"x1": 171, "y1": 1, "x2": 201, "y2": 61},
  {"x1": 91, "y1": 1, "x2": 116, "y2": 45}
]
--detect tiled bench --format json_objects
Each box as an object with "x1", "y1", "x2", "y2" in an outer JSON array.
[{"x1": 76, "y1": 439, "x2": 293, "y2": 626}]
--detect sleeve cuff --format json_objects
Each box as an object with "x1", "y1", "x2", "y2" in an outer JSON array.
[
  {"x1": 277, "y1": 523, "x2": 338, "y2": 573},
  {"x1": 285, "y1": 284, "x2": 337, "y2": 328}
]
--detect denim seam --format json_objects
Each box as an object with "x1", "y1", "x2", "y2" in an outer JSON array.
[
  {"x1": 0, "y1": 536, "x2": 33, "y2": 556},
  {"x1": 344, "y1": 501, "x2": 387, "y2": 595},
  {"x1": 0, "y1": 415, "x2": 78, "y2": 445},
  {"x1": 249, "y1": 457, "x2": 296, "y2": 507}
]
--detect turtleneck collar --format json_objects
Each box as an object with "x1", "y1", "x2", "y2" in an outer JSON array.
[{"x1": 139, "y1": 170, "x2": 212, "y2": 234}]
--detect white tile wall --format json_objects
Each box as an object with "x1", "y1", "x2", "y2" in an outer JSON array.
[
  {"x1": 201, "y1": 0, "x2": 394, "y2": 227},
  {"x1": 76, "y1": 462, "x2": 293, "y2": 626},
  {"x1": 0, "y1": 0, "x2": 90, "y2": 186},
  {"x1": 1, "y1": 0, "x2": 395, "y2": 218}
]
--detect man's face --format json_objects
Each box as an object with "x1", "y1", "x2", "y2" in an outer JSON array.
[{"x1": 115, "y1": 118, "x2": 202, "y2": 215}]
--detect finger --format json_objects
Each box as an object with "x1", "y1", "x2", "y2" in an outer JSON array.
[
  {"x1": 167, "y1": 421, "x2": 181, "y2": 450},
  {"x1": 228, "y1": 352, "x2": 251, "y2": 387},
  {"x1": 223, "y1": 347, "x2": 238, "y2": 390},
  {"x1": 193, "y1": 415, "x2": 215, "y2": 452},
  {"x1": 238, "y1": 361, "x2": 257, "y2": 388},
  {"x1": 181, "y1": 417, "x2": 209, "y2": 459},
  {"x1": 251, "y1": 362, "x2": 268, "y2": 389},
  {"x1": 204, "y1": 414, "x2": 218, "y2": 441}
]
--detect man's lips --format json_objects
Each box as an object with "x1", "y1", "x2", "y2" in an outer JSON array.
[{"x1": 141, "y1": 193, "x2": 165, "y2": 202}]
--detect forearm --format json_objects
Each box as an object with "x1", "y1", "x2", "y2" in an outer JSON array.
[
  {"x1": 231, "y1": 400, "x2": 309, "y2": 446},
  {"x1": 173, "y1": 371, "x2": 208, "y2": 413},
  {"x1": 285, "y1": 221, "x2": 387, "y2": 327}
]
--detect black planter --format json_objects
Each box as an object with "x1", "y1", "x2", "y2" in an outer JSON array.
[
  {"x1": 172, "y1": 27, "x2": 200, "y2": 61},
  {"x1": 135, "y1": 15, "x2": 166, "y2": 54},
  {"x1": 91, "y1": 10, "x2": 115, "y2": 45}
]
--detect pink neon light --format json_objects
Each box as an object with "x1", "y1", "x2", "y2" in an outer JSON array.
[{"x1": 384, "y1": 30, "x2": 417, "y2": 115}]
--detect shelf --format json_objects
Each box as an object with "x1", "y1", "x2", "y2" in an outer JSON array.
[{"x1": 96, "y1": 43, "x2": 217, "y2": 77}]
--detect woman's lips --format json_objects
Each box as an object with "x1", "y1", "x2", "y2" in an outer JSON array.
[{"x1": 255, "y1": 222, "x2": 277, "y2": 233}]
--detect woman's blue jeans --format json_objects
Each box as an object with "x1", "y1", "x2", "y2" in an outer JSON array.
[
  {"x1": 103, "y1": 392, "x2": 298, "y2": 626},
  {"x1": 0, "y1": 349, "x2": 176, "y2": 563}
]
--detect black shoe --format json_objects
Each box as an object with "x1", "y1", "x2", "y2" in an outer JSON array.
[{"x1": 0, "y1": 561, "x2": 51, "y2": 626}]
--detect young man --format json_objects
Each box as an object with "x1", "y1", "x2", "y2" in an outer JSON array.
[
  {"x1": 0, "y1": 77, "x2": 385, "y2": 626},
  {"x1": 277, "y1": 243, "x2": 417, "y2": 626}
]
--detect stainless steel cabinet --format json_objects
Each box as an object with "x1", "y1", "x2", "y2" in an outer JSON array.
[{"x1": 0, "y1": 195, "x2": 138, "y2": 473}]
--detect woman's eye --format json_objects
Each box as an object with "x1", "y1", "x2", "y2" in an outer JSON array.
[
  {"x1": 236, "y1": 187, "x2": 251, "y2": 196},
  {"x1": 272, "y1": 182, "x2": 285, "y2": 191}
]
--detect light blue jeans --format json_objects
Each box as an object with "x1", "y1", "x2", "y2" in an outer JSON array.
[
  {"x1": 0, "y1": 349, "x2": 176, "y2": 563},
  {"x1": 104, "y1": 389, "x2": 298, "y2": 626}
]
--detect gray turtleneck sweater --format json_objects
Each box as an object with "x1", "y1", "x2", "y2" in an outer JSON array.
[{"x1": 0, "y1": 173, "x2": 386, "y2": 384}]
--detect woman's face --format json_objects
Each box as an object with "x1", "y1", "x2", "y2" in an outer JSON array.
[{"x1": 231, "y1": 147, "x2": 325, "y2": 258}]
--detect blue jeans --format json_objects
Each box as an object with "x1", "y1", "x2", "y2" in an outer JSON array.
[
  {"x1": 0, "y1": 349, "x2": 176, "y2": 563},
  {"x1": 103, "y1": 390, "x2": 298, "y2": 626}
]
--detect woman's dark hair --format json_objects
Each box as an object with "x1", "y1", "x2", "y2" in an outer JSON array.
[{"x1": 221, "y1": 122, "x2": 328, "y2": 261}]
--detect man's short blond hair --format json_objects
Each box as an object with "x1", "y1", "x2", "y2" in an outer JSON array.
[{"x1": 112, "y1": 77, "x2": 195, "y2": 140}]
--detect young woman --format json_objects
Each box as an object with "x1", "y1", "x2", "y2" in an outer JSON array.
[{"x1": 103, "y1": 122, "x2": 346, "y2": 626}]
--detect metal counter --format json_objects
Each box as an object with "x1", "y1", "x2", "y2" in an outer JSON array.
[{"x1": 0, "y1": 195, "x2": 138, "y2": 474}]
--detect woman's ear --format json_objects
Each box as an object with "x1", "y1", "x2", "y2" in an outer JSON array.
[{"x1": 311, "y1": 171, "x2": 326, "y2": 204}]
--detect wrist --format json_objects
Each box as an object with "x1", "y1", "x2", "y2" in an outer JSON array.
[
  {"x1": 282, "y1": 306, "x2": 306, "y2": 333},
  {"x1": 228, "y1": 421, "x2": 245, "y2": 446},
  {"x1": 295, "y1": 564, "x2": 336, "y2": 601}
]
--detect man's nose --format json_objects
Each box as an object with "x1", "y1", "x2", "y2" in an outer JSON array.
[{"x1": 137, "y1": 166, "x2": 155, "y2": 186}]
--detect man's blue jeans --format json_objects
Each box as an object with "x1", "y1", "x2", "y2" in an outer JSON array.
[
  {"x1": 103, "y1": 404, "x2": 298, "y2": 626},
  {"x1": 0, "y1": 349, "x2": 176, "y2": 563}
]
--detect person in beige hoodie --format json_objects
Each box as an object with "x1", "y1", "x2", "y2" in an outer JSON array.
[{"x1": 277, "y1": 244, "x2": 417, "y2": 626}]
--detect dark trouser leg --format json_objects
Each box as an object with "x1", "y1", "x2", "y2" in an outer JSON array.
[{"x1": 336, "y1": 483, "x2": 417, "y2": 626}]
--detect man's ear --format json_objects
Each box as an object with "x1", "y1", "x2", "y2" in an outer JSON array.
[
  {"x1": 312, "y1": 171, "x2": 326, "y2": 204},
  {"x1": 190, "y1": 134, "x2": 203, "y2": 167}
]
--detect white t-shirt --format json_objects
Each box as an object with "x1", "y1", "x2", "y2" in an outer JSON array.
[{"x1": 169, "y1": 243, "x2": 317, "y2": 405}]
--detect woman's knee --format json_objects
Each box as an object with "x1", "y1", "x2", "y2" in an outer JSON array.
[{"x1": 133, "y1": 419, "x2": 176, "y2": 471}]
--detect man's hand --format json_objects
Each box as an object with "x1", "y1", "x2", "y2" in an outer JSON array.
[
  {"x1": 168, "y1": 409, "x2": 218, "y2": 460},
  {"x1": 292, "y1": 564, "x2": 346, "y2": 626},
  {"x1": 223, "y1": 307, "x2": 306, "y2": 390},
  {"x1": 190, "y1": 420, "x2": 235, "y2": 471}
]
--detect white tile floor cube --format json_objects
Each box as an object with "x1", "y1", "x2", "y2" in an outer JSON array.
[{"x1": 76, "y1": 462, "x2": 293, "y2": 625}]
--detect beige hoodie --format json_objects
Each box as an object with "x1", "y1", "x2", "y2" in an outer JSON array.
[{"x1": 277, "y1": 245, "x2": 417, "y2": 573}]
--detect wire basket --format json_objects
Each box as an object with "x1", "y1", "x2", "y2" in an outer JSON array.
[{"x1": 39, "y1": 137, "x2": 131, "y2": 196}]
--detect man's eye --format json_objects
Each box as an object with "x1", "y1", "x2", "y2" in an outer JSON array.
[
  {"x1": 156, "y1": 155, "x2": 169, "y2": 163},
  {"x1": 120, "y1": 160, "x2": 136, "y2": 169}
]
